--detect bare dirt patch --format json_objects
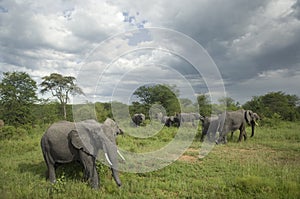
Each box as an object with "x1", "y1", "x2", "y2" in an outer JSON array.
[
  {"x1": 178, "y1": 148, "x2": 200, "y2": 162},
  {"x1": 178, "y1": 155, "x2": 198, "y2": 162}
]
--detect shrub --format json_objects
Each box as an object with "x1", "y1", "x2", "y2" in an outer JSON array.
[
  {"x1": 0, "y1": 126, "x2": 28, "y2": 140},
  {"x1": 260, "y1": 113, "x2": 282, "y2": 127},
  {"x1": 0, "y1": 126, "x2": 16, "y2": 139}
]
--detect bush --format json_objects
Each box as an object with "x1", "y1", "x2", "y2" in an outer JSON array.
[
  {"x1": 0, "y1": 126, "x2": 16, "y2": 139},
  {"x1": 0, "y1": 126, "x2": 28, "y2": 140},
  {"x1": 260, "y1": 113, "x2": 282, "y2": 127}
]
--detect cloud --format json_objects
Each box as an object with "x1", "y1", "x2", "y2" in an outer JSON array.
[
  {"x1": 0, "y1": 0, "x2": 299, "y2": 104},
  {"x1": 227, "y1": 68, "x2": 300, "y2": 103}
]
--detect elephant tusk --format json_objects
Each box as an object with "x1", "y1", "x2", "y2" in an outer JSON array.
[
  {"x1": 117, "y1": 150, "x2": 125, "y2": 161},
  {"x1": 255, "y1": 121, "x2": 259, "y2": 126},
  {"x1": 104, "y1": 153, "x2": 113, "y2": 166}
]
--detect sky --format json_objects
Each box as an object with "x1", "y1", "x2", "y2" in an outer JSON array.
[{"x1": 1, "y1": 0, "x2": 300, "y2": 105}]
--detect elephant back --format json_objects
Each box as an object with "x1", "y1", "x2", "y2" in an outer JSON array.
[{"x1": 45, "y1": 121, "x2": 75, "y2": 139}]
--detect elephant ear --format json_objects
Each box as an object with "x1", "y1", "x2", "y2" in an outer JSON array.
[
  {"x1": 68, "y1": 130, "x2": 90, "y2": 154},
  {"x1": 101, "y1": 123, "x2": 116, "y2": 144},
  {"x1": 245, "y1": 110, "x2": 253, "y2": 125},
  {"x1": 70, "y1": 121, "x2": 103, "y2": 157}
]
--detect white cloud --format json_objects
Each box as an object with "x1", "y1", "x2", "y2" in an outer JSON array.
[
  {"x1": 1, "y1": 0, "x2": 300, "y2": 104},
  {"x1": 227, "y1": 68, "x2": 300, "y2": 103}
]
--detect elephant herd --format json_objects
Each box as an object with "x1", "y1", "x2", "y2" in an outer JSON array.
[
  {"x1": 200, "y1": 109, "x2": 260, "y2": 144},
  {"x1": 131, "y1": 112, "x2": 203, "y2": 127},
  {"x1": 40, "y1": 109, "x2": 259, "y2": 189},
  {"x1": 132, "y1": 110, "x2": 260, "y2": 145}
]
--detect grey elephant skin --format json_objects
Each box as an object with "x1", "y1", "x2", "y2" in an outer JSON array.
[
  {"x1": 217, "y1": 110, "x2": 260, "y2": 144},
  {"x1": 200, "y1": 115, "x2": 220, "y2": 141},
  {"x1": 162, "y1": 116, "x2": 179, "y2": 127},
  {"x1": 176, "y1": 113, "x2": 203, "y2": 127},
  {"x1": 40, "y1": 118, "x2": 123, "y2": 189},
  {"x1": 132, "y1": 113, "x2": 145, "y2": 126}
]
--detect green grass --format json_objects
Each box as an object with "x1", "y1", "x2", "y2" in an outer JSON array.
[{"x1": 0, "y1": 122, "x2": 300, "y2": 198}]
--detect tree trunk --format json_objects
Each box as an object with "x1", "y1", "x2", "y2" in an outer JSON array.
[{"x1": 62, "y1": 103, "x2": 67, "y2": 120}]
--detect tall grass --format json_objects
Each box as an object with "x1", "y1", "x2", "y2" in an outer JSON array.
[{"x1": 0, "y1": 122, "x2": 299, "y2": 198}]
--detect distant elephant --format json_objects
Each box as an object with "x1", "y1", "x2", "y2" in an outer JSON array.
[
  {"x1": 41, "y1": 118, "x2": 124, "y2": 189},
  {"x1": 216, "y1": 110, "x2": 260, "y2": 144},
  {"x1": 176, "y1": 113, "x2": 203, "y2": 127},
  {"x1": 0, "y1": 119, "x2": 4, "y2": 128},
  {"x1": 162, "y1": 116, "x2": 171, "y2": 126},
  {"x1": 229, "y1": 112, "x2": 260, "y2": 140},
  {"x1": 162, "y1": 116, "x2": 173, "y2": 127},
  {"x1": 200, "y1": 115, "x2": 220, "y2": 141},
  {"x1": 162, "y1": 115, "x2": 180, "y2": 127},
  {"x1": 153, "y1": 112, "x2": 164, "y2": 121},
  {"x1": 132, "y1": 113, "x2": 145, "y2": 126}
]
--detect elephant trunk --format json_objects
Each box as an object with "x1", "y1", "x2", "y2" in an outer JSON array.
[
  {"x1": 106, "y1": 143, "x2": 122, "y2": 187},
  {"x1": 251, "y1": 122, "x2": 255, "y2": 137},
  {"x1": 111, "y1": 168, "x2": 122, "y2": 187}
]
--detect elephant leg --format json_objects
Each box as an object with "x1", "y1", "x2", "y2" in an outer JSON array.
[
  {"x1": 230, "y1": 132, "x2": 234, "y2": 140},
  {"x1": 42, "y1": 150, "x2": 56, "y2": 183},
  {"x1": 79, "y1": 151, "x2": 99, "y2": 189},
  {"x1": 223, "y1": 135, "x2": 227, "y2": 144},
  {"x1": 47, "y1": 163, "x2": 56, "y2": 183},
  {"x1": 216, "y1": 132, "x2": 224, "y2": 144},
  {"x1": 243, "y1": 130, "x2": 247, "y2": 141},
  {"x1": 238, "y1": 130, "x2": 243, "y2": 142},
  {"x1": 200, "y1": 130, "x2": 206, "y2": 141},
  {"x1": 238, "y1": 126, "x2": 246, "y2": 142},
  {"x1": 192, "y1": 120, "x2": 196, "y2": 127}
]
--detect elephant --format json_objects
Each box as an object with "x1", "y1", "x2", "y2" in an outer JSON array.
[
  {"x1": 131, "y1": 113, "x2": 145, "y2": 126},
  {"x1": 200, "y1": 115, "x2": 220, "y2": 142},
  {"x1": 40, "y1": 118, "x2": 125, "y2": 189},
  {"x1": 0, "y1": 119, "x2": 4, "y2": 128},
  {"x1": 162, "y1": 116, "x2": 174, "y2": 127},
  {"x1": 216, "y1": 110, "x2": 260, "y2": 144},
  {"x1": 229, "y1": 112, "x2": 260, "y2": 140},
  {"x1": 153, "y1": 112, "x2": 164, "y2": 121},
  {"x1": 176, "y1": 112, "x2": 203, "y2": 127},
  {"x1": 161, "y1": 116, "x2": 171, "y2": 126},
  {"x1": 162, "y1": 115, "x2": 180, "y2": 127}
]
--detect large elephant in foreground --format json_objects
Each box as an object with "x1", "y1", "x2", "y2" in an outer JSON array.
[
  {"x1": 216, "y1": 110, "x2": 260, "y2": 144},
  {"x1": 41, "y1": 118, "x2": 124, "y2": 189}
]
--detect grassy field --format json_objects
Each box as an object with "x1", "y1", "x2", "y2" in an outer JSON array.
[{"x1": 0, "y1": 121, "x2": 299, "y2": 198}]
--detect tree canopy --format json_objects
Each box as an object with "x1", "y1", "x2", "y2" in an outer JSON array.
[
  {"x1": 40, "y1": 73, "x2": 84, "y2": 119},
  {"x1": 0, "y1": 72, "x2": 37, "y2": 126},
  {"x1": 243, "y1": 91, "x2": 300, "y2": 121},
  {"x1": 133, "y1": 84, "x2": 180, "y2": 115}
]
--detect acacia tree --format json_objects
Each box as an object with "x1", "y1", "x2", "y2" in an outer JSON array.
[
  {"x1": 0, "y1": 72, "x2": 37, "y2": 126},
  {"x1": 40, "y1": 73, "x2": 84, "y2": 119},
  {"x1": 133, "y1": 84, "x2": 180, "y2": 115}
]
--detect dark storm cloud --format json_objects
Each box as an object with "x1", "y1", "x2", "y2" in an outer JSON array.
[
  {"x1": 145, "y1": 0, "x2": 299, "y2": 84},
  {"x1": 292, "y1": 0, "x2": 300, "y2": 19},
  {"x1": 1, "y1": 0, "x2": 299, "y2": 103}
]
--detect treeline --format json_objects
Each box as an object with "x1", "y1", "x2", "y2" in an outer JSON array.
[{"x1": 0, "y1": 71, "x2": 299, "y2": 130}]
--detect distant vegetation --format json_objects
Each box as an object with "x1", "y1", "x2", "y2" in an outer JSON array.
[
  {"x1": 0, "y1": 71, "x2": 299, "y2": 198},
  {"x1": 0, "y1": 71, "x2": 299, "y2": 133}
]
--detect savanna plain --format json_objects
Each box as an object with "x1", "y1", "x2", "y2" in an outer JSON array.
[{"x1": 0, "y1": 121, "x2": 299, "y2": 199}]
